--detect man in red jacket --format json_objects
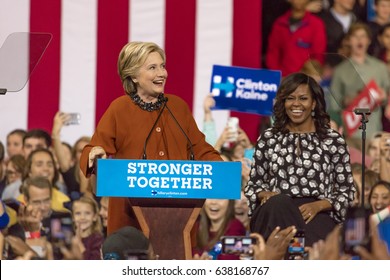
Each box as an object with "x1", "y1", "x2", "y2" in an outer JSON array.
[{"x1": 266, "y1": 0, "x2": 326, "y2": 77}]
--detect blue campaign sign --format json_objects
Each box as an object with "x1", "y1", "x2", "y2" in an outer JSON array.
[
  {"x1": 367, "y1": 0, "x2": 375, "y2": 21},
  {"x1": 96, "y1": 159, "x2": 241, "y2": 200},
  {"x1": 210, "y1": 65, "x2": 281, "y2": 116}
]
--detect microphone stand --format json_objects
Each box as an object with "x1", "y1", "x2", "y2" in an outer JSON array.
[
  {"x1": 142, "y1": 99, "x2": 168, "y2": 160},
  {"x1": 166, "y1": 105, "x2": 195, "y2": 160},
  {"x1": 354, "y1": 108, "x2": 370, "y2": 208},
  {"x1": 142, "y1": 97, "x2": 195, "y2": 160}
]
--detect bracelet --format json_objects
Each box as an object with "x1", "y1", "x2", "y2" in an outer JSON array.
[{"x1": 25, "y1": 231, "x2": 41, "y2": 239}]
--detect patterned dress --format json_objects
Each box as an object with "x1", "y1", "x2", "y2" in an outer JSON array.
[{"x1": 245, "y1": 128, "x2": 355, "y2": 223}]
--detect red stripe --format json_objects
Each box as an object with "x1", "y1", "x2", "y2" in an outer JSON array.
[
  {"x1": 164, "y1": 0, "x2": 196, "y2": 111},
  {"x1": 95, "y1": 0, "x2": 129, "y2": 125},
  {"x1": 231, "y1": 0, "x2": 263, "y2": 143},
  {"x1": 28, "y1": 0, "x2": 62, "y2": 133}
]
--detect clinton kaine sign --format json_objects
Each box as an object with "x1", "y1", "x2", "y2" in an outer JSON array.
[
  {"x1": 96, "y1": 159, "x2": 241, "y2": 199},
  {"x1": 210, "y1": 65, "x2": 281, "y2": 116}
]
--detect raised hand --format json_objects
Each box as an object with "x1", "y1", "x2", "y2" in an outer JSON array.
[{"x1": 265, "y1": 225, "x2": 296, "y2": 260}]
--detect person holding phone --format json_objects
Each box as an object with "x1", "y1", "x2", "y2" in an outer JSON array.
[
  {"x1": 52, "y1": 112, "x2": 91, "y2": 196},
  {"x1": 194, "y1": 199, "x2": 245, "y2": 260},
  {"x1": 245, "y1": 72, "x2": 356, "y2": 246},
  {"x1": 80, "y1": 41, "x2": 222, "y2": 235}
]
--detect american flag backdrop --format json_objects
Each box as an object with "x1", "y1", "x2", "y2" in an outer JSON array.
[{"x1": 0, "y1": 0, "x2": 262, "y2": 148}]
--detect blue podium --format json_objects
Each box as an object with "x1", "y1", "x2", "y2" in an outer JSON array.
[{"x1": 97, "y1": 159, "x2": 241, "y2": 259}]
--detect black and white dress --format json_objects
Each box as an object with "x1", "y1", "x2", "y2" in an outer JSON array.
[{"x1": 245, "y1": 128, "x2": 356, "y2": 244}]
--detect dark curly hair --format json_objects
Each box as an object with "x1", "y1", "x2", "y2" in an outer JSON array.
[{"x1": 272, "y1": 72, "x2": 330, "y2": 139}]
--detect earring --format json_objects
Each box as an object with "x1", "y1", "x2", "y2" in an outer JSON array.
[{"x1": 311, "y1": 110, "x2": 315, "y2": 117}]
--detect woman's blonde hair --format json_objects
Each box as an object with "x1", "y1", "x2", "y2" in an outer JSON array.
[{"x1": 118, "y1": 41, "x2": 166, "y2": 95}]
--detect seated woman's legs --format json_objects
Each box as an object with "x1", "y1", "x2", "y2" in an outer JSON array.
[{"x1": 250, "y1": 194, "x2": 336, "y2": 246}]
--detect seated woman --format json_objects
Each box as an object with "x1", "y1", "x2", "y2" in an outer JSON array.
[{"x1": 245, "y1": 73, "x2": 356, "y2": 246}]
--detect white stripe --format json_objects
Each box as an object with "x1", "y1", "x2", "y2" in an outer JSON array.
[
  {"x1": 193, "y1": 0, "x2": 232, "y2": 138},
  {"x1": 0, "y1": 0, "x2": 30, "y2": 149},
  {"x1": 60, "y1": 0, "x2": 97, "y2": 146},
  {"x1": 129, "y1": 0, "x2": 165, "y2": 47}
]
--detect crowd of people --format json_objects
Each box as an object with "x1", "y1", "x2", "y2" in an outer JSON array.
[{"x1": 1, "y1": 0, "x2": 390, "y2": 261}]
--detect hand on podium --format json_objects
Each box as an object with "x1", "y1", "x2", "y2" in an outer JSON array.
[{"x1": 88, "y1": 146, "x2": 107, "y2": 168}]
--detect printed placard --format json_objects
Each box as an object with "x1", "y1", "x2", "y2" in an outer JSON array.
[
  {"x1": 342, "y1": 80, "x2": 383, "y2": 136},
  {"x1": 210, "y1": 65, "x2": 281, "y2": 116}
]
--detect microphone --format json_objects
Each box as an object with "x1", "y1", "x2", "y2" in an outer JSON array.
[
  {"x1": 142, "y1": 97, "x2": 168, "y2": 159},
  {"x1": 354, "y1": 108, "x2": 371, "y2": 115},
  {"x1": 165, "y1": 103, "x2": 195, "y2": 160}
]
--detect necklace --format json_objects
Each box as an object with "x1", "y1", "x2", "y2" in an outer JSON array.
[{"x1": 129, "y1": 92, "x2": 166, "y2": 112}]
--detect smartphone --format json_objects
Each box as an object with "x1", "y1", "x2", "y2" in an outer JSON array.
[
  {"x1": 123, "y1": 249, "x2": 149, "y2": 260},
  {"x1": 3, "y1": 199, "x2": 22, "y2": 212},
  {"x1": 50, "y1": 217, "x2": 74, "y2": 246},
  {"x1": 65, "y1": 113, "x2": 81, "y2": 125},
  {"x1": 244, "y1": 147, "x2": 255, "y2": 161},
  {"x1": 342, "y1": 206, "x2": 371, "y2": 255},
  {"x1": 226, "y1": 117, "x2": 239, "y2": 142},
  {"x1": 221, "y1": 236, "x2": 256, "y2": 257},
  {"x1": 287, "y1": 230, "x2": 305, "y2": 260}
]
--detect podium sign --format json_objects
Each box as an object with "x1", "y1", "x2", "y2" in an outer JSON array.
[{"x1": 97, "y1": 159, "x2": 241, "y2": 199}]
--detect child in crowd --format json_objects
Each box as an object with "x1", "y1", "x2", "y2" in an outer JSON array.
[
  {"x1": 266, "y1": 0, "x2": 326, "y2": 76},
  {"x1": 61, "y1": 196, "x2": 104, "y2": 259}
]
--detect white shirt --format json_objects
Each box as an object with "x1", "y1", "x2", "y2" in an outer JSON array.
[{"x1": 331, "y1": 8, "x2": 353, "y2": 33}]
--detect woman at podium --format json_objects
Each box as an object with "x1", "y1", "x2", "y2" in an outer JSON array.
[{"x1": 79, "y1": 41, "x2": 222, "y2": 235}]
